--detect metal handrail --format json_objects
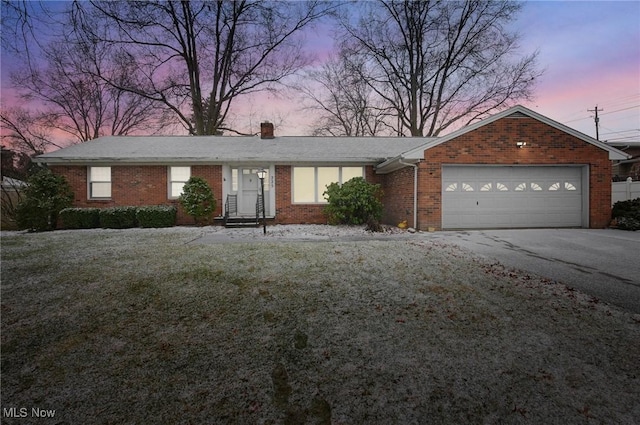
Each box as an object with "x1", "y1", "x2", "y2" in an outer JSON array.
[{"x1": 224, "y1": 194, "x2": 237, "y2": 223}]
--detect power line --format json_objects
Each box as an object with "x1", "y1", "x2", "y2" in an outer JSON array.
[
  {"x1": 601, "y1": 128, "x2": 640, "y2": 136},
  {"x1": 600, "y1": 105, "x2": 640, "y2": 116}
]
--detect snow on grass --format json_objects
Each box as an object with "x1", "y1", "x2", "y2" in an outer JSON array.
[{"x1": 1, "y1": 226, "x2": 639, "y2": 424}]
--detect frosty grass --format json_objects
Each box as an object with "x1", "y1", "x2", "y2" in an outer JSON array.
[{"x1": 1, "y1": 226, "x2": 639, "y2": 424}]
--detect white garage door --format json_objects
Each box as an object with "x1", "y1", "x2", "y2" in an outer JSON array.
[{"x1": 442, "y1": 166, "x2": 584, "y2": 229}]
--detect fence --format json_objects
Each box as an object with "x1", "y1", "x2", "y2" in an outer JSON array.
[{"x1": 612, "y1": 178, "x2": 640, "y2": 205}]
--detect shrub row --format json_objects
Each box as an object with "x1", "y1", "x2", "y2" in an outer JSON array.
[
  {"x1": 611, "y1": 198, "x2": 640, "y2": 231},
  {"x1": 60, "y1": 205, "x2": 177, "y2": 229}
]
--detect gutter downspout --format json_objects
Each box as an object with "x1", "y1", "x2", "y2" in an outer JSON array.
[{"x1": 398, "y1": 157, "x2": 418, "y2": 230}]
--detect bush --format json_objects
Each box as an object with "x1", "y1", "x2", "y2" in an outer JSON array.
[
  {"x1": 99, "y1": 206, "x2": 138, "y2": 229},
  {"x1": 323, "y1": 177, "x2": 383, "y2": 226},
  {"x1": 60, "y1": 208, "x2": 101, "y2": 229},
  {"x1": 15, "y1": 168, "x2": 73, "y2": 232},
  {"x1": 612, "y1": 198, "x2": 640, "y2": 231},
  {"x1": 178, "y1": 177, "x2": 216, "y2": 225},
  {"x1": 136, "y1": 205, "x2": 177, "y2": 228}
]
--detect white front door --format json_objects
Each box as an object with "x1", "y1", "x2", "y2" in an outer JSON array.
[{"x1": 230, "y1": 167, "x2": 271, "y2": 216}]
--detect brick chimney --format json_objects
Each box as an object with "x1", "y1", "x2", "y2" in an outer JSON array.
[{"x1": 260, "y1": 122, "x2": 274, "y2": 139}]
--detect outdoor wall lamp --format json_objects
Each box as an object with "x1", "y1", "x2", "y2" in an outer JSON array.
[
  {"x1": 256, "y1": 169, "x2": 267, "y2": 234},
  {"x1": 516, "y1": 141, "x2": 527, "y2": 148}
]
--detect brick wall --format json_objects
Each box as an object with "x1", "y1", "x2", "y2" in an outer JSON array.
[
  {"x1": 51, "y1": 164, "x2": 223, "y2": 225},
  {"x1": 380, "y1": 166, "x2": 414, "y2": 226},
  {"x1": 273, "y1": 165, "x2": 380, "y2": 224},
  {"x1": 416, "y1": 116, "x2": 612, "y2": 230}
]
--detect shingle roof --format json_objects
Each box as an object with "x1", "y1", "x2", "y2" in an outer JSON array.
[
  {"x1": 35, "y1": 135, "x2": 432, "y2": 165},
  {"x1": 35, "y1": 105, "x2": 630, "y2": 168}
]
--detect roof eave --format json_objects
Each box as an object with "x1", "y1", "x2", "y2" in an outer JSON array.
[
  {"x1": 375, "y1": 155, "x2": 419, "y2": 174},
  {"x1": 35, "y1": 156, "x2": 387, "y2": 166}
]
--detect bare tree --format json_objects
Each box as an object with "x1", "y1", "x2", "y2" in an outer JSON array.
[
  {"x1": 0, "y1": 108, "x2": 62, "y2": 155},
  {"x1": 11, "y1": 29, "x2": 171, "y2": 142},
  {"x1": 0, "y1": 1, "x2": 54, "y2": 57},
  {"x1": 74, "y1": 1, "x2": 339, "y2": 135},
  {"x1": 3, "y1": 1, "x2": 173, "y2": 145},
  {"x1": 338, "y1": 0, "x2": 542, "y2": 137},
  {"x1": 300, "y1": 50, "x2": 394, "y2": 136}
]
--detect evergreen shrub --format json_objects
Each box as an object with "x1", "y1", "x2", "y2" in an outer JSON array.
[
  {"x1": 136, "y1": 205, "x2": 177, "y2": 228},
  {"x1": 60, "y1": 208, "x2": 101, "y2": 229},
  {"x1": 99, "y1": 206, "x2": 138, "y2": 229},
  {"x1": 612, "y1": 198, "x2": 640, "y2": 231},
  {"x1": 178, "y1": 177, "x2": 216, "y2": 225},
  {"x1": 15, "y1": 168, "x2": 73, "y2": 232},
  {"x1": 323, "y1": 177, "x2": 383, "y2": 226}
]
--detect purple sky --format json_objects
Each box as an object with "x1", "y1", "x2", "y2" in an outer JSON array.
[
  {"x1": 1, "y1": 1, "x2": 639, "y2": 143},
  {"x1": 259, "y1": 1, "x2": 640, "y2": 141}
]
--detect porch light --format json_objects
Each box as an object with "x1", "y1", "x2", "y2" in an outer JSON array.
[
  {"x1": 516, "y1": 141, "x2": 527, "y2": 148},
  {"x1": 256, "y1": 169, "x2": 267, "y2": 234}
]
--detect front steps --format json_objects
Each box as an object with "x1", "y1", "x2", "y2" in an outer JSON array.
[{"x1": 223, "y1": 216, "x2": 260, "y2": 228}]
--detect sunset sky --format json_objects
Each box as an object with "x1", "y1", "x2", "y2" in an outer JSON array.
[
  {"x1": 1, "y1": 1, "x2": 639, "y2": 143},
  {"x1": 269, "y1": 0, "x2": 640, "y2": 141}
]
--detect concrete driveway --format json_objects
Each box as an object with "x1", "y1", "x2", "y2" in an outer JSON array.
[{"x1": 430, "y1": 229, "x2": 640, "y2": 314}]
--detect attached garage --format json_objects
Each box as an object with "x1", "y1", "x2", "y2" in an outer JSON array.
[
  {"x1": 376, "y1": 105, "x2": 629, "y2": 230},
  {"x1": 441, "y1": 165, "x2": 586, "y2": 229}
]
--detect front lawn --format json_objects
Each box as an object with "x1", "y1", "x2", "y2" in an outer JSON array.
[{"x1": 1, "y1": 228, "x2": 639, "y2": 424}]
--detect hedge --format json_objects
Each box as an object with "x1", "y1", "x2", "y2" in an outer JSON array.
[
  {"x1": 59, "y1": 208, "x2": 101, "y2": 229},
  {"x1": 136, "y1": 205, "x2": 177, "y2": 228},
  {"x1": 99, "y1": 206, "x2": 138, "y2": 229},
  {"x1": 58, "y1": 205, "x2": 178, "y2": 230}
]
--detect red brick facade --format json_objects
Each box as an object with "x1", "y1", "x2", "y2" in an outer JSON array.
[
  {"x1": 272, "y1": 165, "x2": 380, "y2": 224},
  {"x1": 49, "y1": 116, "x2": 614, "y2": 229},
  {"x1": 51, "y1": 164, "x2": 223, "y2": 225},
  {"x1": 413, "y1": 116, "x2": 612, "y2": 230},
  {"x1": 381, "y1": 166, "x2": 415, "y2": 226}
]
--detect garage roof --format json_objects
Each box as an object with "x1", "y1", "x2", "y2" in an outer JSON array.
[
  {"x1": 376, "y1": 105, "x2": 631, "y2": 173},
  {"x1": 402, "y1": 105, "x2": 630, "y2": 161}
]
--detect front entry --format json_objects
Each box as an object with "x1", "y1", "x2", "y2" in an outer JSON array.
[{"x1": 230, "y1": 167, "x2": 271, "y2": 216}]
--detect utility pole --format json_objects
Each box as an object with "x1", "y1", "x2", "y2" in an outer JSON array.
[{"x1": 587, "y1": 105, "x2": 603, "y2": 140}]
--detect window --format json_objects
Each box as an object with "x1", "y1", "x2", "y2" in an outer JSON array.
[
  {"x1": 292, "y1": 166, "x2": 364, "y2": 203},
  {"x1": 231, "y1": 168, "x2": 238, "y2": 191},
  {"x1": 445, "y1": 183, "x2": 458, "y2": 192},
  {"x1": 89, "y1": 166, "x2": 111, "y2": 199},
  {"x1": 530, "y1": 182, "x2": 543, "y2": 191},
  {"x1": 169, "y1": 166, "x2": 191, "y2": 198}
]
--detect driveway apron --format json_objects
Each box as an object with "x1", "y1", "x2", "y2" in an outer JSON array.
[{"x1": 431, "y1": 229, "x2": 640, "y2": 314}]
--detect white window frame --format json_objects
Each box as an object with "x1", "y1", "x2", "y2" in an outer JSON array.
[
  {"x1": 292, "y1": 166, "x2": 364, "y2": 204},
  {"x1": 88, "y1": 166, "x2": 111, "y2": 199},
  {"x1": 168, "y1": 166, "x2": 191, "y2": 199}
]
